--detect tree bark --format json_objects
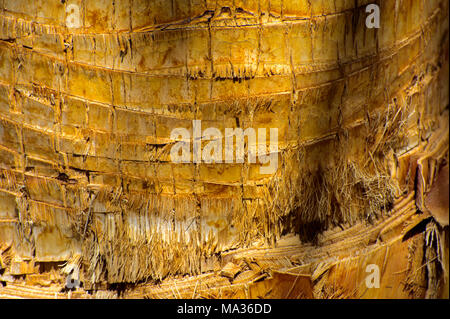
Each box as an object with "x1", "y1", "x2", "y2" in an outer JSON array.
[{"x1": 0, "y1": 0, "x2": 448, "y2": 298}]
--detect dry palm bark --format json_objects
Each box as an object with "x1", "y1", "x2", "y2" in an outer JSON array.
[{"x1": 0, "y1": 0, "x2": 448, "y2": 298}]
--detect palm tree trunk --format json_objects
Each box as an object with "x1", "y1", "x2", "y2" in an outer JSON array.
[{"x1": 0, "y1": 0, "x2": 448, "y2": 298}]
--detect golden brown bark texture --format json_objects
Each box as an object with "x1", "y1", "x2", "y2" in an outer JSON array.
[{"x1": 0, "y1": 0, "x2": 448, "y2": 298}]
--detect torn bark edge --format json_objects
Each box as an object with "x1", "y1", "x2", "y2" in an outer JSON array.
[{"x1": 424, "y1": 220, "x2": 448, "y2": 299}]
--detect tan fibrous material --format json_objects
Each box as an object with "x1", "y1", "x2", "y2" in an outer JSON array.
[{"x1": 0, "y1": 0, "x2": 448, "y2": 290}]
